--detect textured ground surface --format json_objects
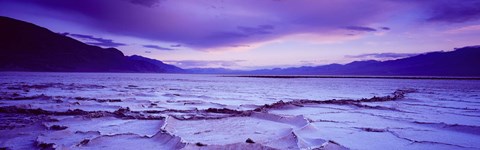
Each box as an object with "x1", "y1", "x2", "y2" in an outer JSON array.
[{"x1": 0, "y1": 72, "x2": 479, "y2": 150}]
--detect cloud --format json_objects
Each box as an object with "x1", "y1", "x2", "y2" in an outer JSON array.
[
  {"x1": 423, "y1": 0, "x2": 480, "y2": 23},
  {"x1": 3, "y1": 0, "x2": 480, "y2": 50},
  {"x1": 3, "y1": 0, "x2": 400, "y2": 49},
  {"x1": 298, "y1": 60, "x2": 335, "y2": 66},
  {"x1": 128, "y1": 0, "x2": 161, "y2": 7},
  {"x1": 346, "y1": 52, "x2": 419, "y2": 59},
  {"x1": 343, "y1": 26, "x2": 377, "y2": 32},
  {"x1": 142, "y1": 44, "x2": 174, "y2": 50},
  {"x1": 237, "y1": 25, "x2": 275, "y2": 35},
  {"x1": 164, "y1": 60, "x2": 245, "y2": 68},
  {"x1": 230, "y1": 44, "x2": 250, "y2": 48},
  {"x1": 380, "y1": 27, "x2": 390, "y2": 30},
  {"x1": 445, "y1": 24, "x2": 480, "y2": 34},
  {"x1": 170, "y1": 44, "x2": 182, "y2": 47},
  {"x1": 66, "y1": 33, "x2": 126, "y2": 47}
]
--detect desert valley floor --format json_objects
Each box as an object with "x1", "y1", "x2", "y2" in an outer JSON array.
[{"x1": 0, "y1": 72, "x2": 479, "y2": 150}]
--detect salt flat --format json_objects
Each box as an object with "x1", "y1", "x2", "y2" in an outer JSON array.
[{"x1": 0, "y1": 72, "x2": 479, "y2": 150}]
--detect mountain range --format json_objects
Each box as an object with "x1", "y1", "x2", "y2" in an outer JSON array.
[
  {"x1": 0, "y1": 16, "x2": 182, "y2": 73},
  {"x1": 243, "y1": 46, "x2": 480, "y2": 76},
  {"x1": 1, "y1": 16, "x2": 479, "y2": 76}
]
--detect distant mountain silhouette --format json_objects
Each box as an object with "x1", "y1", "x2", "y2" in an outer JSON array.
[
  {"x1": 1, "y1": 16, "x2": 479, "y2": 76},
  {"x1": 127, "y1": 55, "x2": 183, "y2": 73},
  {"x1": 186, "y1": 46, "x2": 480, "y2": 76},
  {"x1": 243, "y1": 46, "x2": 480, "y2": 76},
  {"x1": 0, "y1": 16, "x2": 183, "y2": 73}
]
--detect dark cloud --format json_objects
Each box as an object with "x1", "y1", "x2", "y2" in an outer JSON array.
[
  {"x1": 343, "y1": 26, "x2": 377, "y2": 32},
  {"x1": 128, "y1": 0, "x2": 161, "y2": 7},
  {"x1": 381, "y1": 27, "x2": 390, "y2": 30},
  {"x1": 425, "y1": 0, "x2": 480, "y2": 23},
  {"x1": 66, "y1": 33, "x2": 127, "y2": 47},
  {"x1": 170, "y1": 44, "x2": 182, "y2": 47},
  {"x1": 201, "y1": 25, "x2": 274, "y2": 44},
  {"x1": 237, "y1": 25, "x2": 275, "y2": 35},
  {"x1": 346, "y1": 52, "x2": 419, "y2": 59},
  {"x1": 3, "y1": 0, "x2": 480, "y2": 50},
  {"x1": 164, "y1": 60, "x2": 245, "y2": 68},
  {"x1": 143, "y1": 45, "x2": 174, "y2": 50},
  {"x1": 208, "y1": 32, "x2": 247, "y2": 39},
  {"x1": 2, "y1": 0, "x2": 397, "y2": 49}
]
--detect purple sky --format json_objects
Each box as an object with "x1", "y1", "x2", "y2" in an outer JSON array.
[{"x1": 1, "y1": 0, "x2": 480, "y2": 69}]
